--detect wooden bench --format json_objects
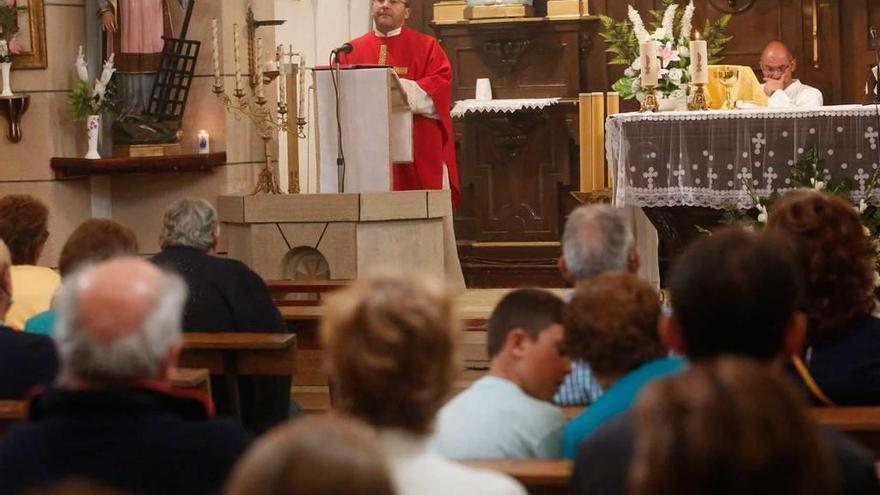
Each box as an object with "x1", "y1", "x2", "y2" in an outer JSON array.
[
  {"x1": 464, "y1": 459, "x2": 573, "y2": 495},
  {"x1": 0, "y1": 400, "x2": 27, "y2": 435},
  {"x1": 169, "y1": 367, "x2": 212, "y2": 400},
  {"x1": 811, "y1": 406, "x2": 880, "y2": 457},
  {"x1": 179, "y1": 332, "x2": 297, "y2": 419}
]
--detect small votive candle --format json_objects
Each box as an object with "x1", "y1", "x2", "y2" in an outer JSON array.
[{"x1": 198, "y1": 130, "x2": 210, "y2": 154}]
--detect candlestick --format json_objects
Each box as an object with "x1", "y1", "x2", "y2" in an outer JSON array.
[
  {"x1": 256, "y1": 38, "x2": 265, "y2": 101},
  {"x1": 689, "y1": 32, "x2": 709, "y2": 85},
  {"x1": 640, "y1": 41, "x2": 659, "y2": 87},
  {"x1": 688, "y1": 82, "x2": 708, "y2": 111},
  {"x1": 233, "y1": 25, "x2": 242, "y2": 95},
  {"x1": 640, "y1": 84, "x2": 659, "y2": 112},
  {"x1": 212, "y1": 19, "x2": 221, "y2": 88}
]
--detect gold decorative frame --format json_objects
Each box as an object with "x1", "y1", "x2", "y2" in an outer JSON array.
[{"x1": 12, "y1": 0, "x2": 47, "y2": 70}]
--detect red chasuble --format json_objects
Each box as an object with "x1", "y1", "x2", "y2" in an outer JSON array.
[{"x1": 341, "y1": 27, "x2": 460, "y2": 206}]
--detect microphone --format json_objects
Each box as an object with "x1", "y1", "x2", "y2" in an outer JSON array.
[{"x1": 334, "y1": 43, "x2": 354, "y2": 54}]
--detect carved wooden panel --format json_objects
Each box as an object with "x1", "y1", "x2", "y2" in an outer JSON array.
[
  {"x1": 433, "y1": 19, "x2": 594, "y2": 101},
  {"x1": 453, "y1": 106, "x2": 575, "y2": 243}
]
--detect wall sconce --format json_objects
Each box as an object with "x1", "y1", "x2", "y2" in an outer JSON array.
[{"x1": 0, "y1": 95, "x2": 29, "y2": 143}]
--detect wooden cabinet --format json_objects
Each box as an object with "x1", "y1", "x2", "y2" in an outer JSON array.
[{"x1": 433, "y1": 18, "x2": 598, "y2": 287}]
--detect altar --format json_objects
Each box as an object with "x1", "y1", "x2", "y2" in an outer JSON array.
[{"x1": 610, "y1": 104, "x2": 880, "y2": 280}]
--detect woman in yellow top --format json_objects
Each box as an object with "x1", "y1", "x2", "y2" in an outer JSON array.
[{"x1": 0, "y1": 195, "x2": 60, "y2": 329}]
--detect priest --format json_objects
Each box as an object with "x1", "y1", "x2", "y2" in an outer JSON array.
[
  {"x1": 759, "y1": 41, "x2": 823, "y2": 108},
  {"x1": 340, "y1": 0, "x2": 460, "y2": 206}
]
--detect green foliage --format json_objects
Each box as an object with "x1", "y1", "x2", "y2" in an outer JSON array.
[
  {"x1": 67, "y1": 80, "x2": 118, "y2": 122},
  {"x1": 600, "y1": 1, "x2": 734, "y2": 100}
]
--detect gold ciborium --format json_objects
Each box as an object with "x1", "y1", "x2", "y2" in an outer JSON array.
[{"x1": 712, "y1": 66, "x2": 739, "y2": 110}]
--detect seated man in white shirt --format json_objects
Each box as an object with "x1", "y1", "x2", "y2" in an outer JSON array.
[
  {"x1": 761, "y1": 40, "x2": 823, "y2": 107},
  {"x1": 433, "y1": 289, "x2": 571, "y2": 459}
]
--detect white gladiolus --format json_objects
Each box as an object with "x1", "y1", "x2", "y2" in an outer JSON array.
[
  {"x1": 661, "y1": 4, "x2": 678, "y2": 42},
  {"x1": 628, "y1": 5, "x2": 650, "y2": 43},
  {"x1": 98, "y1": 53, "x2": 115, "y2": 87},
  {"x1": 859, "y1": 199, "x2": 869, "y2": 213},
  {"x1": 75, "y1": 46, "x2": 89, "y2": 83},
  {"x1": 679, "y1": 1, "x2": 695, "y2": 41}
]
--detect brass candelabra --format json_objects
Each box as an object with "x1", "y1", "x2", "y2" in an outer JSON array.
[
  {"x1": 211, "y1": 6, "x2": 304, "y2": 195},
  {"x1": 640, "y1": 85, "x2": 659, "y2": 112}
]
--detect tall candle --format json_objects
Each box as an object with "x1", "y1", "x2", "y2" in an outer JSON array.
[
  {"x1": 256, "y1": 38, "x2": 265, "y2": 99},
  {"x1": 276, "y1": 46, "x2": 286, "y2": 100},
  {"x1": 233, "y1": 25, "x2": 242, "y2": 92},
  {"x1": 640, "y1": 41, "x2": 659, "y2": 87},
  {"x1": 689, "y1": 32, "x2": 709, "y2": 84},
  {"x1": 211, "y1": 19, "x2": 220, "y2": 85}
]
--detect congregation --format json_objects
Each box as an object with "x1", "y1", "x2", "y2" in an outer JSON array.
[{"x1": 0, "y1": 189, "x2": 876, "y2": 494}]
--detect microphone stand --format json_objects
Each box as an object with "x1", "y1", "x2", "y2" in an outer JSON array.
[{"x1": 330, "y1": 49, "x2": 346, "y2": 193}]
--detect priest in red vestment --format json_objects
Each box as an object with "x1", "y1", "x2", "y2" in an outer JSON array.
[{"x1": 340, "y1": 0, "x2": 460, "y2": 206}]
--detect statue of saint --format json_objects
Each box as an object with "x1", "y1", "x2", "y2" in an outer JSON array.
[{"x1": 96, "y1": 0, "x2": 188, "y2": 116}]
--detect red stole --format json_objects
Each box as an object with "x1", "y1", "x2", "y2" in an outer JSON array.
[{"x1": 342, "y1": 27, "x2": 460, "y2": 206}]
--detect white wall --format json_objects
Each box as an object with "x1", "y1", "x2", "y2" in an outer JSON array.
[{"x1": 275, "y1": 0, "x2": 372, "y2": 193}]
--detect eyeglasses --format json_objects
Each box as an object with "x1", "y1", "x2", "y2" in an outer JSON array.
[
  {"x1": 761, "y1": 63, "x2": 792, "y2": 76},
  {"x1": 372, "y1": 0, "x2": 408, "y2": 5}
]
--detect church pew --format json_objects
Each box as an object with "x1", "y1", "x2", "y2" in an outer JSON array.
[
  {"x1": 0, "y1": 400, "x2": 27, "y2": 436},
  {"x1": 178, "y1": 332, "x2": 297, "y2": 419},
  {"x1": 810, "y1": 407, "x2": 880, "y2": 457},
  {"x1": 464, "y1": 459, "x2": 573, "y2": 495},
  {"x1": 169, "y1": 367, "x2": 212, "y2": 400}
]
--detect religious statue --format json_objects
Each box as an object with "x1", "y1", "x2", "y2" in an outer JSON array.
[{"x1": 96, "y1": 0, "x2": 201, "y2": 150}]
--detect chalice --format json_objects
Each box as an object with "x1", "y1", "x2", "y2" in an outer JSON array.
[{"x1": 712, "y1": 66, "x2": 739, "y2": 110}]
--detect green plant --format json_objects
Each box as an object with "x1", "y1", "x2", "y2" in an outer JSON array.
[{"x1": 599, "y1": 0, "x2": 733, "y2": 101}]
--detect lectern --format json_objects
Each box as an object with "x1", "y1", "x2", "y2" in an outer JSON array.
[{"x1": 313, "y1": 66, "x2": 413, "y2": 193}]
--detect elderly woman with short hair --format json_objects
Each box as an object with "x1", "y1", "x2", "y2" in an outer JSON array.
[{"x1": 151, "y1": 198, "x2": 291, "y2": 434}]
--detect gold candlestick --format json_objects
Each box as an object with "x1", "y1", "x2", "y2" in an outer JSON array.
[
  {"x1": 688, "y1": 82, "x2": 708, "y2": 111},
  {"x1": 640, "y1": 85, "x2": 659, "y2": 112}
]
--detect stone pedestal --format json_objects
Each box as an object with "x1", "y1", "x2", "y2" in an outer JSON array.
[{"x1": 217, "y1": 190, "x2": 453, "y2": 283}]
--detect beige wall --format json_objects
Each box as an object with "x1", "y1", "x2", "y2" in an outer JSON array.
[{"x1": 0, "y1": 0, "x2": 273, "y2": 264}]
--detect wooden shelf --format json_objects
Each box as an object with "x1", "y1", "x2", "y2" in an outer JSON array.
[{"x1": 50, "y1": 152, "x2": 226, "y2": 179}]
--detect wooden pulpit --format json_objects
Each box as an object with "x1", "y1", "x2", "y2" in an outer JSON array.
[{"x1": 313, "y1": 66, "x2": 413, "y2": 193}]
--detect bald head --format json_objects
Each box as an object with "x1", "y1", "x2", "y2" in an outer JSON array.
[
  {"x1": 760, "y1": 41, "x2": 797, "y2": 88},
  {"x1": 78, "y1": 258, "x2": 163, "y2": 343},
  {"x1": 54, "y1": 257, "x2": 188, "y2": 383}
]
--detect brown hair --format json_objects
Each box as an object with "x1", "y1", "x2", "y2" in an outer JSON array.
[
  {"x1": 487, "y1": 288, "x2": 564, "y2": 358},
  {"x1": 321, "y1": 272, "x2": 457, "y2": 435},
  {"x1": 766, "y1": 189, "x2": 875, "y2": 343},
  {"x1": 629, "y1": 357, "x2": 836, "y2": 495},
  {"x1": 0, "y1": 194, "x2": 49, "y2": 265},
  {"x1": 565, "y1": 272, "x2": 663, "y2": 378},
  {"x1": 225, "y1": 414, "x2": 395, "y2": 495},
  {"x1": 58, "y1": 219, "x2": 139, "y2": 277}
]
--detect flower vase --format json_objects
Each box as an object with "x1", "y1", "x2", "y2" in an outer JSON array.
[
  {"x1": 658, "y1": 95, "x2": 687, "y2": 112},
  {"x1": 85, "y1": 115, "x2": 101, "y2": 159},
  {"x1": 0, "y1": 62, "x2": 12, "y2": 97}
]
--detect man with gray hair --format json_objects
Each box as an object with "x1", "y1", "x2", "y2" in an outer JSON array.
[
  {"x1": 0, "y1": 257, "x2": 250, "y2": 495},
  {"x1": 152, "y1": 197, "x2": 291, "y2": 433},
  {"x1": 555, "y1": 204, "x2": 639, "y2": 406}
]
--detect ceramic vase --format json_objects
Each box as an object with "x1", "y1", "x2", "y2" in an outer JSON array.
[
  {"x1": 85, "y1": 115, "x2": 101, "y2": 159},
  {"x1": 0, "y1": 62, "x2": 12, "y2": 97}
]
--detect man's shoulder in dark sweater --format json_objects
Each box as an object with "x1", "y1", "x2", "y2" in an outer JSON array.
[{"x1": 0, "y1": 325, "x2": 59, "y2": 399}]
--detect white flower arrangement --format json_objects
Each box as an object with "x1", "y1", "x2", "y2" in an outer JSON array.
[
  {"x1": 600, "y1": 1, "x2": 733, "y2": 101},
  {"x1": 68, "y1": 45, "x2": 118, "y2": 121}
]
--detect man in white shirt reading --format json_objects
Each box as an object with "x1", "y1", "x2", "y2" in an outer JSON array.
[{"x1": 761, "y1": 41, "x2": 823, "y2": 108}]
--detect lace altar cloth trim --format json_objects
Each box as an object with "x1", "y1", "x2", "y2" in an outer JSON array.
[
  {"x1": 608, "y1": 104, "x2": 880, "y2": 209},
  {"x1": 451, "y1": 98, "x2": 561, "y2": 118}
]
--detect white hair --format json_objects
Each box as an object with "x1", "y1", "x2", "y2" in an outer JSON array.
[
  {"x1": 562, "y1": 205, "x2": 635, "y2": 281},
  {"x1": 158, "y1": 198, "x2": 218, "y2": 251},
  {"x1": 53, "y1": 267, "x2": 189, "y2": 381}
]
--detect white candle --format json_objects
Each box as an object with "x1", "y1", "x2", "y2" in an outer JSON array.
[
  {"x1": 640, "y1": 41, "x2": 659, "y2": 87},
  {"x1": 256, "y1": 38, "x2": 265, "y2": 99},
  {"x1": 198, "y1": 130, "x2": 210, "y2": 154},
  {"x1": 233, "y1": 25, "x2": 242, "y2": 92},
  {"x1": 211, "y1": 19, "x2": 220, "y2": 85},
  {"x1": 689, "y1": 33, "x2": 709, "y2": 84}
]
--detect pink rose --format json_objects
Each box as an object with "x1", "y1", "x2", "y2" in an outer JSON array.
[
  {"x1": 8, "y1": 37, "x2": 21, "y2": 54},
  {"x1": 5, "y1": 0, "x2": 15, "y2": 8}
]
